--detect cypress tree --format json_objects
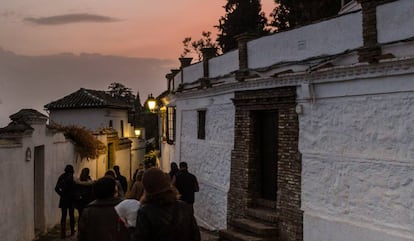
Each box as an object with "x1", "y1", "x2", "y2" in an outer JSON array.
[{"x1": 216, "y1": 0, "x2": 269, "y2": 53}]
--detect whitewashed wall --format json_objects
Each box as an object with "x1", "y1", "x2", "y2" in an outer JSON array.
[
  {"x1": 0, "y1": 123, "x2": 76, "y2": 241},
  {"x1": 377, "y1": 0, "x2": 414, "y2": 44},
  {"x1": 174, "y1": 93, "x2": 235, "y2": 229},
  {"x1": 49, "y1": 108, "x2": 129, "y2": 137},
  {"x1": 299, "y1": 71, "x2": 414, "y2": 241},
  {"x1": 248, "y1": 11, "x2": 363, "y2": 69},
  {"x1": 209, "y1": 50, "x2": 239, "y2": 78}
]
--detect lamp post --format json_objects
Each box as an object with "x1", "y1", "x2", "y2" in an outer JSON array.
[
  {"x1": 147, "y1": 94, "x2": 157, "y2": 113},
  {"x1": 144, "y1": 93, "x2": 160, "y2": 168}
]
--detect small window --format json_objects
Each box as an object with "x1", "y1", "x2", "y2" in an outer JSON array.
[
  {"x1": 166, "y1": 107, "x2": 176, "y2": 144},
  {"x1": 109, "y1": 120, "x2": 113, "y2": 128},
  {"x1": 198, "y1": 110, "x2": 206, "y2": 140},
  {"x1": 120, "y1": 120, "x2": 124, "y2": 137}
]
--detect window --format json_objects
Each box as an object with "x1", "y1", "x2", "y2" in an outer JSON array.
[
  {"x1": 198, "y1": 110, "x2": 206, "y2": 140},
  {"x1": 109, "y1": 120, "x2": 113, "y2": 128},
  {"x1": 120, "y1": 120, "x2": 124, "y2": 137},
  {"x1": 166, "y1": 106, "x2": 176, "y2": 144}
]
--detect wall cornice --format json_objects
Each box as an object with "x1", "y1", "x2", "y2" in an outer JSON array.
[{"x1": 174, "y1": 57, "x2": 414, "y2": 100}]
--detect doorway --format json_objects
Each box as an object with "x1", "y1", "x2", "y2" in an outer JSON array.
[
  {"x1": 34, "y1": 145, "x2": 45, "y2": 234},
  {"x1": 107, "y1": 143, "x2": 115, "y2": 169},
  {"x1": 254, "y1": 110, "x2": 278, "y2": 201}
]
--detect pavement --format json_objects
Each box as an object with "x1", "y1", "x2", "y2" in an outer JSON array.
[{"x1": 34, "y1": 224, "x2": 219, "y2": 241}]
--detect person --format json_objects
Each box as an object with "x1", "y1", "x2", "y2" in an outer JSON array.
[
  {"x1": 55, "y1": 164, "x2": 76, "y2": 239},
  {"x1": 132, "y1": 167, "x2": 201, "y2": 241},
  {"x1": 114, "y1": 165, "x2": 128, "y2": 194},
  {"x1": 105, "y1": 169, "x2": 125, "y2": 198},
  {"x1": 73, "y1": 168, "x2": 94, "y2": 220},
  {"x1": 115, "y1": 199, "x2": 141, "y2": 241},
  {"x1": 127, "y1": 170, "x2": 144, "y2": 201},
  {"x1": 168, "y1": 162, "x2": 179, "y2": 180},
  {"x1": 78, "y1": 176, "x2": 129, "y2": 241},
  {"x1": 173, "y1": 162, "x2": 199, "y2": 212}
]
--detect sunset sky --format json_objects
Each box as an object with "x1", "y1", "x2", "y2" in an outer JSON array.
[
  {"x1": 1, "y1": 0, "x2": 275, "y2": 59},
  {"x1": 0, "y1": 1, "x2": 275, "y2": 126}
]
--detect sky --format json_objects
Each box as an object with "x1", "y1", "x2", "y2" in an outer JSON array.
[{"x1": 0, "y1": 0, "x2": 275, "y2": 127}]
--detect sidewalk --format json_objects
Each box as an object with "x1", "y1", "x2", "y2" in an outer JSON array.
[{"x1": 35, "y1": 225, "x2": 219, "y2": 241}]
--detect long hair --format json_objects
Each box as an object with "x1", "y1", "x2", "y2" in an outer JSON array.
[{"x1": 140, "y1": 187, "x2": 180, "y2": 206}]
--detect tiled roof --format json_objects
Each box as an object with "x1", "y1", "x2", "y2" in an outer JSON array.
[
  {"x1": 0, "y1": 109, "x2": 45, "y2": 136},
  {"x1": 9, "y1": 109, "x2": 48, "y2": 122},
  {"x1": 44, "y1": 88, "x2": 132, "y2": 110}
]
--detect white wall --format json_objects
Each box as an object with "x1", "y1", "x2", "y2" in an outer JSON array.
[
  {"x1": 299, "y1": 72, "x2": 414, "y2": 241},
  {"x1": 0, "y1": 123, "x2": 76, "y2": 241},
  {"x1": 49, "y1": 108, "x2": 129, "y2": 137},
  {"x1": 377, "y1": 0, "x2": 414, "y2": 44},
  {"x1": 175, "y1": 93, "x2": 235, "y2": 229},
  {"x1": 248, "y1": 11, "x2": 363, "y2": 69}
]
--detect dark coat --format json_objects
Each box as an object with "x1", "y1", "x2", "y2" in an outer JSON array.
[
  {"x1": 78, "y1": 197, "x2": 129, "y2": 241},
  {"x1": 73, "y1": 181, "x2": 95, "y2": 210},
  {"x1": 133, "y1": 200, "x2": 201, "y2": 241},
  {"x1": 174, "y1": 170, "x2": 199, "y2": 204},
  {"x1": 55, "y1": 172, "x2": 75, "y2": 208}
]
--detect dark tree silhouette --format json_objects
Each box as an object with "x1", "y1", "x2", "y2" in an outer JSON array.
[
  {"x1": 271, "y1": 0, "x2": 342, "y2": 31},
  {"x1": 216, "y1": 0, "x2": 269, "y2": 53}
]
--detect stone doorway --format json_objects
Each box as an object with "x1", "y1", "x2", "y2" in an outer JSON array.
[{"x1": 225, "y1": 86, "x2": 303, "y2": 241}]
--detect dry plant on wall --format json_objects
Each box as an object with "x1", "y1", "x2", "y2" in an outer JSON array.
[{"x1": 50, "y1": 124, "x2": 106, "y2": 160}]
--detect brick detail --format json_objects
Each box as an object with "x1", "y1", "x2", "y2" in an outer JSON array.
[
  {"x1": 235, "y1": 33, "x2": 258, "y2": 81},
  {"x1": 229, "y1": 86, "x2": 303, "y2": 241},
  {"x1": 357, "y1": 0, "x2": 398, "y2": 63}
]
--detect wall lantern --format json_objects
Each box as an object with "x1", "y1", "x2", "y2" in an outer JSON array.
[
  {"x1": 146, "y1": 94, "x2": 157, "y2": 113},
  {"x1": 25, "y1": 147, "x2": 31, "y2": 162},
  {"x1": 134, "y1": 129, "x2": 142, "y2": 138}
]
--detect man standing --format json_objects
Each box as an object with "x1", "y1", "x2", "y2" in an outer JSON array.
[
  {"x1": 173, "y1": 162, "x2": 199, "y2": 211},
  {"x1": 55, "y1": 164, "x2": 76, "y2": 239},
  {"x1": 113, "y1": 165, "x2": 128, "y2": 195}
]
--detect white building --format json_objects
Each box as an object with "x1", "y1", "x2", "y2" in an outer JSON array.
[
  {"x1": 159, "y1": 0, "x2": 414, "y2": 240},
  {"x1": 45, "y1": 87, "x2": 144, "y2": 178}
]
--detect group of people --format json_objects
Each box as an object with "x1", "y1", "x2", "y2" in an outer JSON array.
[{"x1": 55, "y1": 161, "x2": 200, "y2": 241}]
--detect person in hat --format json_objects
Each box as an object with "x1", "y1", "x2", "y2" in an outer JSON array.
[
  {"x1": 55, "y1": 164, "x2": 76, "y2": 239},
  {"x1": 132, "y1": 167, "x2": 201, "y2": 241}
]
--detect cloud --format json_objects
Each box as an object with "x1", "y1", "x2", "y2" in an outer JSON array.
[
  {"x1": 0, "y1": 48, "x2": 175, "y2": 127},
  {"x1": 24, "y1": 13, "x2": 120, "y2": 25}
]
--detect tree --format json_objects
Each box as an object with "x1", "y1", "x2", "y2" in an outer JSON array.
[
  {"x1": 216, "y1": 0, "x2": 269, "y2": 53},
  {"x1": 181, "y1": 31, "x2": 220, "y2": 61},
  {"x1": 271, "y1": 0, "x2": 342, "y2": 31}
]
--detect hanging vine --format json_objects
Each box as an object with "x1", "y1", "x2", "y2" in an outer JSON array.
[{"x1": 50, "y1": 124, "x2": 106, "y2": 160}]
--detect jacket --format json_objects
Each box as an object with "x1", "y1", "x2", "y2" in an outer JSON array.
[
  {"x1": 55, "y1": 172, "x2": 75, "y2": 208},
  {"x1": 133, "y1": 200, "x2": 201, "y2": 241},
  {"x1": 78, "y1": 197, "x2": 129, "y2": 241}
]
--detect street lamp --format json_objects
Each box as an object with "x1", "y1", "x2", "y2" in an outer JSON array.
[{"x1": 147, "y1": 94, "x2": 157, "y2": 113}]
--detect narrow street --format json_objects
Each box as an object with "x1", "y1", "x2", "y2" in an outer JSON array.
[{"x1": 34, "y1": 224, "x2": 219, "y2": 241}]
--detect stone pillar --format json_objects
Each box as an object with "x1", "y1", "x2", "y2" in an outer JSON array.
[
  {"x1": 357, "y1": 0, "x2": 397, "y2": 63},
  {"x1": 235, "y1": 33, "x2": 257, "y2": 81},
  {"x1": 178, "y1": 57, "x2": 193, "y2": 86},
  {"x1": 201, "y1": 47, "x2": 216, "y2": 78}
]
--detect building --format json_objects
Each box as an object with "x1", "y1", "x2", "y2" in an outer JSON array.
[
  {"x1": 45, "y1": 87, "x2": 144, "y2": 178},
  {"x1": 159, "y1": 0, "x2": 414, "y2": 240}
]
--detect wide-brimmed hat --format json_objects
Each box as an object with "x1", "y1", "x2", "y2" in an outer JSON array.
[{"x1": 142, "y1": 168, "x2": 171, "y2": 195}]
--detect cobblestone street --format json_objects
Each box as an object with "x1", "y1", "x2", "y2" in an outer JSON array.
[{"x1": 35, "y1": 224, "x2": 219, "y2": 241}]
